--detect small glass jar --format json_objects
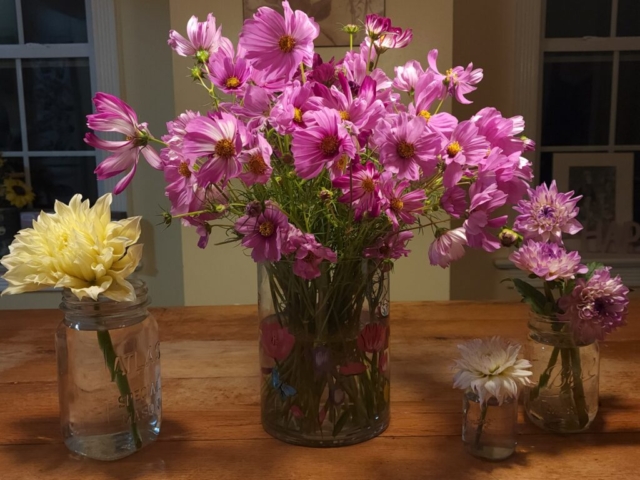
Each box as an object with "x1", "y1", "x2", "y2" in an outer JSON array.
[
  {"x1": 524, "y1": 312, "x2": 599, "y2": 433},
  {"x1": 55, "y1": 279, "x2": 161, "y2": 460},
  {"x1": 462, "y1": 391, "x2": 518, "y2": 460}
]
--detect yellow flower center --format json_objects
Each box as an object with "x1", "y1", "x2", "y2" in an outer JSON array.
[
  {"x1": 447, "y1": 141, "x2": 462, "y2": 158},
  {"x1": 293, "y1": 107, "x2": 303, "y2": 123},
  {"x1": 215, "y1": 139, "x2": 235, "y2": 158},
  {"x1": 259, "y1": 221, "x2": 275, "y2": 237},
  {"x1": 248, "y1": 154, "x2": 267, "y2": 175},
  {"x1": 339, "y1": 110, "x2": 350, "y2": 121},
  {"x1": 225, "y1": 76, "x2": 241, "y2": 89},
  {"x1": 391, "y1": 198, "x2": 404, "y2": 212},
  {"x1": 336, "y1": 154, "x2": 349, "y2": 172},
  {"x1": 362, "y1": 178, "x2": 376, "y2": 193},
  {"x1": 178, "y1": 162, "x2": 191, "y2": 178},
  {"x1": 278, "y1": 35, "x2": 296, "y2": 53},
  {"x1": 320, "y1": 135, "x2": 339, "y2": 156},
  {"x1": 418, "y1": 110, "x2": 431, "y2": 121},
  {"x1": 396, "y1": 141, "x2": 415, "y2": 159}
]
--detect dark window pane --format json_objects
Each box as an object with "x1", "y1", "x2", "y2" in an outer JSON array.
[
  {"x1": 0, "y1": 60, "x2": 22, "y2": 151},
  {"x1": 30, "y1": 157, "x2": 97, "y2": 209},
  {"x1": 540, "y1": 152, "x2": 553, "y2": 186},
  {"x1": 617, "y1": 0, "x2": 640, "y2": 37},
  {"x1": 0, "y1": 0, "x2": 19, "y2": 44},
  {"x1": 22, "y1": 0, "x2": 87, "y2": 44},
  {"x1": 616, "y1": 52, "x2": 640, "y2": 145},
  {"x1": 22, "y1": 58, "x2": 92, "y2": 151},
  {"x1": 542, "y1": 52, "x2": 613, "y2": 146},
  {"x1": 546, "y1": 0, "x2": 612, "y2": 38}
]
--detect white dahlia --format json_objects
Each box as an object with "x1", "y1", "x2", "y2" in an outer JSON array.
[{"x1": 1, "y1": 194, "x2": 143, "y2": 302}]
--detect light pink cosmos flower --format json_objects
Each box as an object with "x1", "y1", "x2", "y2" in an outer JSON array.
[
  {"x1": 441, "y1": 120, "x2": 489, "y2": 187},
  {"x1": 379, "y1": 172, "x2": 426, "y2": 228},
  {"x1": 333, "y1": 162, "x2": 384, "y2": 220},
  {"x1": 393, "y1": 60, "x2": 424, "y2": 93},
  {"x1": 364, "y1": 231, "x2": 413, "y2": 260},
  {"x1": 292, "y1": 234, "x2": 338, "y2": 280},
  {"x1": 208, "y1": 54, "x2": 251, "y2": 95},
  {"x1": 234, "y1": 201, "x2": 289, "y2": 262},
  {"x1": 408, "y1": 71, "x2": 458, "y2": 137},
  {"x1": 239, "y1": 1, "x2": 320, "y2": 80},
  {"x1": 261, "y1": 321, "x2": 295, "y2": 360},
  {"x1": 371, "y1": 27, "x2": 413, "y2": 54},
  {"x1": 472, "y1": 107, "x2": 530, "y2": 156},
  {"x1": 168, "y1": 14, "x2": 224, "y2": 59},
  {"x1": 427, "y1": 49, "x2": 483, "y2": 104},
  {"x1": 464, "y1": 183, "x2": 508, "y2": 252},
  {"x1": 183, "y1": 112, "x2": 247, "y2": 186},
  {"x1": 239, "y1": 134, "x2": 273, "y2": 186},
  {"x1": 269, "y1": 81, "x2": 320, "y2": 134},
  {"x1": 291, "y1": 108, "x2": 356, "y2": 180},
  {"x1": 476, "y1": 148, "x2": 533, "y2": 204},
  {"x1": 364, "y1": 14, "x2": 391, "y2": 40},
  {"x1": 374, "y1": 113, "x2": 440, "y2": 181},
  {"x1": 185, "y1": 185, "x2": 229, "y2": 249},
  {"x1": 440, "y1": 186, "x2": 467, "y2": 219},
  {"x1": 231, "y1": 84, "x2": 273, "y2": 131},
  {"x1": 85, "y1": 93, "x2": 162, "y2": 195},
  {"x1": 513, "y1": 181, "x2": 583, "y2": 244},
  {"x1": 509, "y1": 240, "x2": 587, "y2": 281},
  {"x1": 428, "y1": 228, "x2": 467, "y2": 268}
]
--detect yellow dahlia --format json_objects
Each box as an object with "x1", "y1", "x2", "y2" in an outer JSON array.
[
  {"x1": 4, "y1": 178, "x2": 35, "y2": 208},
  {"x1": 1, "y1": 193, "x2": 143, "y2": 302}
]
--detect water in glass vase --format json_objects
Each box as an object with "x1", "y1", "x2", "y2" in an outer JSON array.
[{"x1": 56, "y1": 281, "x2": 161, "y2": 460}]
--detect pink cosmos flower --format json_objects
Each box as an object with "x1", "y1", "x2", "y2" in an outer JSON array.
[
  {"x1": 364, "y1": 14, "x2": 391, "y2": 40},
  {"x1": 269, "y1": 81, "x2": 320, "y2": 134},
  {"x1": 472, "y1": 107, "x2": 530, "y2": 156},
  {"x1": 339, "y1": 47, "x2": 396, "y2": 108},
  {"x1": 559, "y1": 267, "x2": 629, "y2": 344},
  {"x1": 428, "y1": 228, "x2": 467, "y2": 268},
  {"x1": 513, "y1": 181, "x2": 583, "y2": 243},
  {"x1": 168, "y1": 14, "x2": 224, "y2": 59},
  {"x1": 379, "y1": 172, "x2": 426, "y2": 228},
  {"x1": 308, "y1": 54, "x2": 337, "y2": 86},
  {"x1": 357, "y1": 323, "x2": 388, "y2": 353},
  {"x1": 427, "y1": 49, "x2": 483, "y2": 104},
  {"x1": 408, "y1": 71, "x2": 458, "y2": 136},
  {"x1": 393, "y1": 60, "x2": 424, "y2": 93},
  {"x1": 509, "y1": 240, "x2": 587, "y2": 281},
  {"x1": 374, "y1": 113, "x2": 440, "y2": 181},
  {"x1": 85, "y1": 93, "x2": 162, "y2": 195},
  {"x1": 464, "y1": 183, "x2": 508, "y2": 252},
  {"x1": 183, "y1": 112, "x2": 247, "y2": 186},
  {"x1": 364, "y1": 231, "x2": 414, "y2": 260},
  {"x1": 292, "y1": 235, "x2": 338, "y2": 280},
  {"x1": 239, "y1": 134, "x2": 273, "y2": 186},
  {"x1": 209, "y1": 55, "x2": 251, "y2": 94},
  {"x1": 261, "y1": 321, "x2": 295, "y2": 360},
  {"x1": 441, "y1": 120, "x2": 489, "y2": 187},
  {"x1": 231, "y1": 84, "x2": 272, "y2": 131},
  {"x1": 291, "y1": 108, "x2": 356, "y2": 180},
  {"x1": 339, "y1": 362, "x2": 367, "y2": 376},
  {"x1": 235, "y1": 201, "x2": 289, "y2": 262},
  {"x1": 372, "y1": 27, "x2": 413, "y2": 53},
  {"x1": 333, "y1": 162, "x2": 384, "y2": 220},
  {"x1": 440, "y1": 186, "x2": 467, "y2": 219},
  {"x1": 239, "y1": 1, "x2": 320, "y2": 79},
  {"x1": 476, "y1": 149, "x2": 533, "y2": 204},
  {"x1": 180, "y1": 185, "x2": 229, "y2": 249}
]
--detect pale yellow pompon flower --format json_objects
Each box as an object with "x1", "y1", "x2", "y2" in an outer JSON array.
[
  {"x1": 453, "y1": 336, "x2": 532, "y2": 405},
  {"x1": 1, "y1": 193, "x2": 143, "y2": 302}
]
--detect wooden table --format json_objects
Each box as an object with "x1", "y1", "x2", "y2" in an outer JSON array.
[{"x1": 1, "y1": 302, "x2": 639, "y2": 479}]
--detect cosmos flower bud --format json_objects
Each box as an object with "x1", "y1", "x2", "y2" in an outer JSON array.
[
  {"x1": 318, "y1": 188, "x2": 333, "y2": 202},
  {"x1": 341, "y1": 24, "x2": 360, "y2": 35},
  {"x1": 244, "y1": 200, "x2": 262, "y2": 217}
]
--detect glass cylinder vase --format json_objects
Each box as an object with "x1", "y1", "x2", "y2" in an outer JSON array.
[
  {"x1": 462, "y1": 391, "x2": 518, "y2": 460},
  {"x1": 258, "y1": 259, "x2": 390, "y2": 447},
  {"x1": 524, "y1": 312, "x2": 599, "y2": 433},
  {"x1": 55, "y1": 279, "x2": 162, "y2": 460}
]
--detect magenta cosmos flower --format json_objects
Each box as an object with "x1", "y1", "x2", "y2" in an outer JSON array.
[
  {"x1": 441, "y1": 120, "x2": 489, "y2": 187},
  {"x1": 291, "y1": 108, "x2": 355, "y2": 180},
  {"x1": 559, "y1": 267, "x2": 629, "y2": 344},
  {"x1": 393, "y1": 60, "x2": 425, "y2": 93},
  {"x1": 209, "y1": 54, "x2": 251, "y2": 95},
  {"x1": 464, "y1": 183, "x2": 508, "y2": 252},
  {"x1": 379, "y1": 172, "x2": 426, "y2": 228},
  {"x1": 239, "y1": 134, "x2": 273, "y2": 186},
  {"x1": 364, "y1": 13, "x2": 391, "y2": 39},
  {"x1": 239, "y1": 1, "x2": 320, "y2": 79},
  {"x1": 514, "y1": 180, "x2": 583, "y2": 244},
  {"x1": 509, "y1": 240, "x2": 587, "y2": 281},
  {"x1": 261, "y1": 321, "x2": 295, "y2": 360},
  {"x1": 270, "y1": 81, "x2": 320, "y2": 134},
  {"x1": 234, "y1": 201, "x2": 289, "y2": 262},
  {"x1": 429, "y1": 228, "x2": 467, "y2": 268},
  {"x1": 408, "y1": 71, "x2": 458, "y2": 136},
  {"x1": 374, "y1": 113, "x2": 440, "y2": 181},
  {"x1": 85, "y1": 93, "x2": 162, "y2": 195},
  {"x1": 183, "y1": 112, "x2": 247, "y2": 186},
  {"x1": 427, "y1": 49, "x2": 483, "y2": 104},
  {"x1": 440, "y1": 186, "x2": 467, "y2": 219},
  {"x1": 292, "y1": 234, "x2": 337, "y2": 280},
  {"x1": 364, "y1": 231, "x2": 413, "y2": 260},
  {"x1": 333, "y1": 162, "x2": 384, "y2": 220},
  {"x1": 168, "y1": 14, "x2": 224, "y2": 60}
]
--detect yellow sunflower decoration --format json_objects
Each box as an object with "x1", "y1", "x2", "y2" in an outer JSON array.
[{"x1": 3, "y1": 179, "x2": 35, "y2": 208}]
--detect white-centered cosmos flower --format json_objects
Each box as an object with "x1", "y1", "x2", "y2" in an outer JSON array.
[
  {"x1": 1, "y1": 194, "x2": 143, "y2": 302},
  {"x1": 453, "y1": 336, "x2": 532, "y2": 404}
]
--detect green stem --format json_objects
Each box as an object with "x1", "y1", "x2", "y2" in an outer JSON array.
[
  {"x1": 529, "y1": 346, "x2": 559, "y2": 401},
  {"x1": 569, "y1": 347, "x2": 590, "y2": 429},
  {"x1": 474, "y1": 402, "x2": 488, "y2": 449},
  {"x1": 97, "y1": 330, "x2": 143, "y2": 450}
]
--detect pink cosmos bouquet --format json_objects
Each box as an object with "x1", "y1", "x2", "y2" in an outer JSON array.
[
  {"x1": 85, "y1": 2, "x2": 535, "y2": 444},
  {"x1": 502, "y1": 181, "x2": 629, "y2": 431}
]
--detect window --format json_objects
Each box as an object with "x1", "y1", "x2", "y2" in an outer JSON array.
[
  {"x1": 540, "y1": 0, "x2": 640, "y2": 244},
  {"x1": 0, "y1": 0, "x2": 119, "y2": 210}
]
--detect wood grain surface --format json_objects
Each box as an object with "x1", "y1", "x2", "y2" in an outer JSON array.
[{"x1": 0, "y1": 302, "x2": 638, "y2": 479}]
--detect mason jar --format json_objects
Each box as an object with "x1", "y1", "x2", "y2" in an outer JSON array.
[
  {"x1": 524, "y1": 312, "x2": 599, "y2": 433},
  {"x1": 55, "y1": 279, "x2": 161, "y2": 460}
]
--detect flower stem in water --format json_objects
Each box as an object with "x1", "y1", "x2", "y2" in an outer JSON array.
[{"x1": 474, "y1": 402, "x2": 488, "y2": 449}]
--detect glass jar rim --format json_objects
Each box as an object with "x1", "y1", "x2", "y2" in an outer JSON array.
[{"x1": 60, "y1": 278, "x2": 149, "y2": 315}]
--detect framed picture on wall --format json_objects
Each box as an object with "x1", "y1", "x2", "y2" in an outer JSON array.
[
  {"x1": 242, "y1": 0, "x2": 385, "y2": 47},
  {"x1": 553, "y1": 153, "x2": 635, "y2": 253}
]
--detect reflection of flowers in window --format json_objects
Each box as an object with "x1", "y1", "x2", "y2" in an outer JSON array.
[{"x1": 0, "y1": 154, "x2": 34, "y2": 209}]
